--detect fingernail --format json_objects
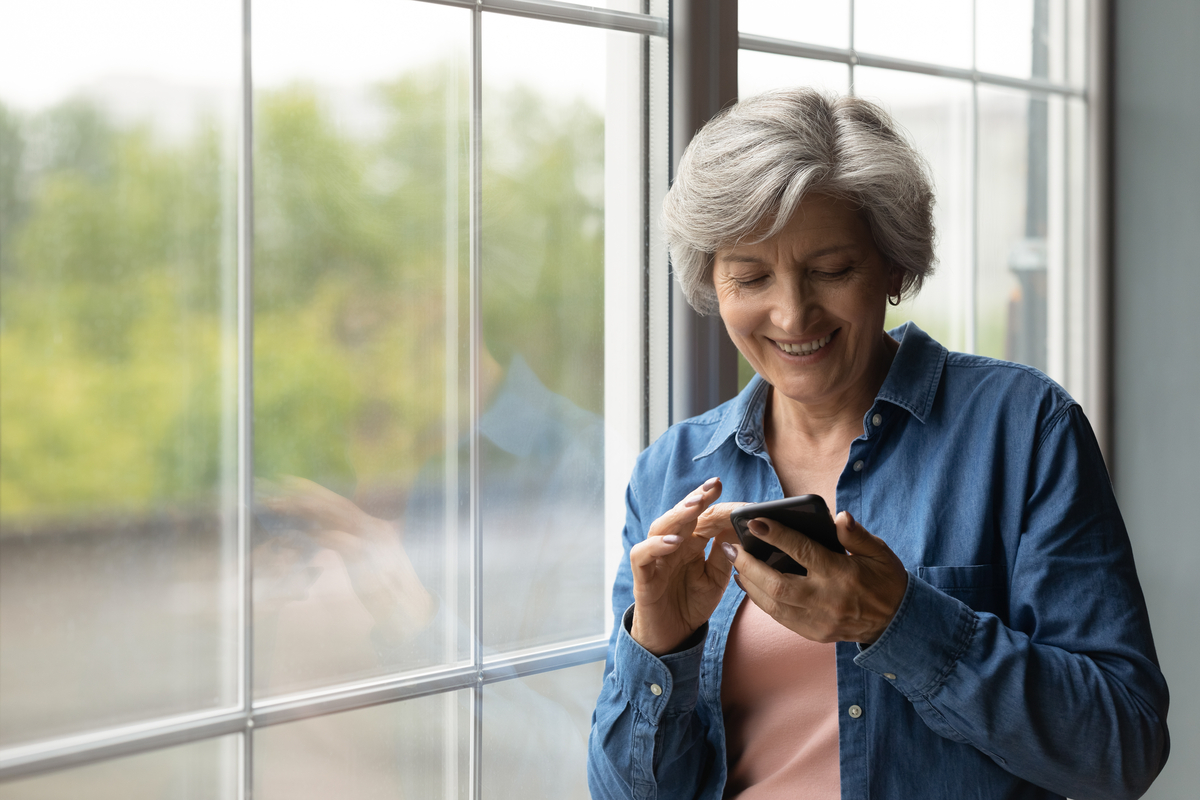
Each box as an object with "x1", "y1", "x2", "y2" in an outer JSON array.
[
  {"x1": 683, "y1": 492, "x2": 703, "y2": 507},
  {"x1": 721, "y1": 542, "x2": 737, "y2": 561},
  {"x1": 663, "y1": 534, "x2": 682, "y2": 544},
  {"x1": 734, "y1": 574, "x2": 745, "y2": 591},
  {"x1": 748, "y1": 519, "x2": 768, "y2": 535},
  {"x1": 844, "y1": 511, "x2": 857, "y2": 529},
  {"x1": 702, "y1": 477, "x2": 720, "y2": 490}
]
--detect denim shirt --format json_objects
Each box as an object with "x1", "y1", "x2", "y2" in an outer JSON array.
[{"x1": 588, "y1": 323, "x2": 1169, "y2": 800}]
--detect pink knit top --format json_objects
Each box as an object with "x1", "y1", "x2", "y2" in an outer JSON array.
[{"x1": 720, "y1": 597, "x2": 841, "y2": 799}]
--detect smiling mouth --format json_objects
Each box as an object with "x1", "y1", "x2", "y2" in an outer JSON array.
[{"x1": 773, "y1": 330, "x2": 835, "y2": 356}]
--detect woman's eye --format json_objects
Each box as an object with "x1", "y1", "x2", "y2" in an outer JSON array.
[
  {"x1": 733, "y1": 275, "x2": 767, "y2": 287},
  {"x1": 813, "y1": 266, "x2": 854, "y2": 280}
]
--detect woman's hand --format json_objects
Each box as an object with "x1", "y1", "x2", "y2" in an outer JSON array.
[
  {"x1": 630, "y1": 478, "x2": 743, "y2": 655},
  {"x1": 722, "y1": 511, "x2": 908, "y2": 645},
  {"x1": 259, "y1": 476, "x2": 436, "y2": 641}
]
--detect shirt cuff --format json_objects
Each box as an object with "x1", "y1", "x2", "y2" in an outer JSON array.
[
  {"x1": 612, "y1": 604, "x2": 707, "y2": 721},
  {"x1": 853, "y1": 571, "x2": 978, "y2": 699}
]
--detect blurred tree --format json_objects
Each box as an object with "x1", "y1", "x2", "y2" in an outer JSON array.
[{"x1": 0, "y1": 67, "x2": 605, "y2": 522}]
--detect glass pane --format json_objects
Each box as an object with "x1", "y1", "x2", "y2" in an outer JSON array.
[
  {"x1": 252, "y1": 0, "x2": 470, "y2": 697},
  {"x1": 738, "y1": 52, "x2": 850, "y2": 99},
  {"x1": 739, "y1": 0, "x2": 851, "y2": 49},
  {"x1": 254, "y1": 691, "x2": 468, "y2": 800},
  {"x1": 0, "y1": 735, "x2": 238, "y2": 800},
  {"x1": 854, "y1": 69, "x2": 973, "y2": 352},
  {"x1": 0, "y1": 0, "x2": 240, "y2": 745},
  {"x1": 976, "y1": 86, "x2": 1067, "y2": 377},
  {"x1": 854, "y1": 0, "x2": 973, "y2": 69},
  {"x1": 479, "y1": 15, "x2": 612, "y2": 653},
  {"x1": 976, "y1": 0, "x2": 1084, "y2": 86},
  {"x1": 483, "y1": 660, "x2": 604, "y2": 799}
]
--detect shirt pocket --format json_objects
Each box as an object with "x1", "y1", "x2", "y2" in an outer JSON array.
[{"x1": 917, "y1": 564, "x2": 1004, "y2": 618}]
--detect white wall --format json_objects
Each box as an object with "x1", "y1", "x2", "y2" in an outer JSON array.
[{"x1": 1113, "y1": 0, "x2": 1200, "y2": 796}]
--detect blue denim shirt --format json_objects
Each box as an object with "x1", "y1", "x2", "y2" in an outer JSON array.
[{"x1": 588, "y1": 323, "x2": 1169, "y2": 800}]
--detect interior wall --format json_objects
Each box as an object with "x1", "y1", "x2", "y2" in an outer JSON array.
[{"x1": 1112, "y1": 0, "x2": 1200, "y2": 796}]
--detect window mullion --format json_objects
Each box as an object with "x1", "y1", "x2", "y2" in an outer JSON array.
[
  {"x1": 468, "y1": 3, "x2": 485, "y2": 800},
  {"x1": 237, "y1": 0, "x2": 256, "y2": 796}
]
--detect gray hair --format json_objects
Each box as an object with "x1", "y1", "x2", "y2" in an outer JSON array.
[{"x1": 662, "y1": 88, "x2": 936, "y2": 315}]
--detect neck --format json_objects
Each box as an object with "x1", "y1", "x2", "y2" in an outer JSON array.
[{"x1": 765, "y1": 331, "x2": 899, "y2": 448}]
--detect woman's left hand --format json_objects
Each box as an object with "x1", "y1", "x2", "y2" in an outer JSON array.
[{"x1": 722, "y1": 511, "x2": 908, "y2": 646}]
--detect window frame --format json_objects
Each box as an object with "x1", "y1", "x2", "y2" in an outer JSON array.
[
  {"x1": 0, "y1": 0, "x2": 667, "y2": 787},
  {"x1": 0, "y1": 0, "x2": 1113, "y2": 789}
]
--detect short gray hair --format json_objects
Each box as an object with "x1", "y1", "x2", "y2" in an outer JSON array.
[{"x1": 662, "y1": 88, "x2": 936, "y2": 315}]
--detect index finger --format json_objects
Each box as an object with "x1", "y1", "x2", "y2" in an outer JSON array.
[
  {"x1": 693, "y1": 501, "x2": 748, "y2": 544},
  {"x1": 646, "y1": 477, "x2": 723, "y2": 539}
]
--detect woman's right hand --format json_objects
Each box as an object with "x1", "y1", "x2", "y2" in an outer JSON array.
[{"x1": 630, "y1": 478, "x2": 742, "y2": 655}]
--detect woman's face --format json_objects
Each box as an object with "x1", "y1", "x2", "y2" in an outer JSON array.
[{"x1": 713, "y1": 194, "x2": 899, "y2": 410}]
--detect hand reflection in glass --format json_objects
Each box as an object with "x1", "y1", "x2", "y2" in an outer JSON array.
[{"x1": 256, "y1": 476, "x2": 437, "y2": 648}]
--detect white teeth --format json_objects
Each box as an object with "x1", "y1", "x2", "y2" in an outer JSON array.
[{"x1": 777, "y1": 333, "x2": 831, "y2": 355}]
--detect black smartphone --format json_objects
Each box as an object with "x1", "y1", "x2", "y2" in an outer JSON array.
[{"x1": 729, "y1": 495, "x2": 844, "y2": 576}]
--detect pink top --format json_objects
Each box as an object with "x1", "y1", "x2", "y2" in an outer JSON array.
[{"x1": 721, "y1": 597, "x2": 841, "y2": 799}]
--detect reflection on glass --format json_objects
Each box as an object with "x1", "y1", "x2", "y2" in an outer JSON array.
[
  {"x1": 854, "y1": 0, "x2": 972, "y2": 69},
  {"x1": 0, "y1": 0, "x2": 240, "y2": 746},
  {"x1": 479, "y1": 14, "x2": 613, "y2": 654},
  {"x1": 738, "y1": 0, "x2": 850, "y2": 48},
  {"x1": 976, "y1": 85, "x2": 1070, "y2": 379},
  {"x1": 738, "y1": 52, "x2": 850, "y2": 99},
  {"x1": 482, "y1": 660, "x2": 604, "y2": 800},
  {"x1": 0, "y1": 735, "x2": 238, "y2": 800},
  {"x1": 854, "y1": 68, "x2": 973, "y2": 352},
  {"x1": 251, "y1": 0, "x2": 470, "y2": 697},
  {"x1": 254, "y1": 692, "x2": 468, "y2": 800}
]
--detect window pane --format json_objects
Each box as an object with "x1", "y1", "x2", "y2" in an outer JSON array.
[
  {"x1": 854, "y1": 69, "x2": 973, "y2": 352},
  {"x1": 739, "y1": 0, "x2": 850, "y2": 49},
  {"x1": 482, "y1": 660, "x2": 603, "y2": 799},
  {"x1": 480, "y1": 15, "x2": 614, "y2": 653},
  {"x1": 251, "y1": 0, "x2": 470, "y2": 697},
  {"x1": 976, "y1": 0, "x2": 1084, "y2": 86},
  {"x1": 0, "y1": 735, "x2": 239, "y2": 800},
  {"x1": 854, "y1": 0, "x2": 973, "y2": 69},
  {"x1": 739, "y1": 52, "x2": 850, "y2": 99},
  {"x1": 976, "y1": 86, "x2": 1069, "y2": 377},
  {"x1": 254, "y1": 692, "x2": 469, "y2": 800},
  {"x1": 0, "y1": 0, "x2": 240, "y2": 745}
]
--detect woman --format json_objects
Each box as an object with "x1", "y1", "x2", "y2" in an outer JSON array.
[{"x1": 588, "y1": 89, "x2": 1169, "y2": 800}]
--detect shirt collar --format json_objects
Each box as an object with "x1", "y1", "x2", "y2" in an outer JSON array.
[
  {"x1": 691, "y1": 321, "x2": 946, "y2": 462},
  {"x1": 479, "y1": 354, "x2": 601, "y2": 458},
  {"x1": 875, "y1": 321, "x2": 947, "y2": 423}
]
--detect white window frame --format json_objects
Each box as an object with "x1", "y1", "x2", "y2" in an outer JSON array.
[{"x1": 0, "y1": 0, "x2": 1113, "y2": 790}]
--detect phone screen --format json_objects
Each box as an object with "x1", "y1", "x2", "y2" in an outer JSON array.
[{"x1": 729, "y1": 495, "x2": 843, "y2": 576}]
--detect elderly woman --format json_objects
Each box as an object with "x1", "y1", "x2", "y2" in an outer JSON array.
[{"x1": 587, "y1": 89, "x2": 1169, "y2": 800}]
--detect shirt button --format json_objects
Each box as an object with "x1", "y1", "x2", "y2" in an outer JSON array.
[
  {"x1": 853, "y1": 460, "x2": 864, "y2": 472},
  {"x1": 872, "y1": 413, "x2": 882, "y2": 427},
  {"x1": 848, "y1": 704, "x2": 863, "y2": 719},
  {"x1": 883, "y1": 673, "x2": 896, "y2": 680},
  {"x1": 650, "y1": 684, "x2": 663, "y2": 696}
]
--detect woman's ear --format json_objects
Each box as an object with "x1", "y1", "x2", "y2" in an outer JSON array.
[{"x1": 887, "y1": 268, "x2": 904, "y2": 299}]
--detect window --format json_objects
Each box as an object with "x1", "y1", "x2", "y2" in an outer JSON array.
[
  {"x1": 738, "y1": 0, "x2": 1092, "y2": 405},
  {"x1": 0, "y1": 1, "x2": 1101, "y2": 795},
  {"x1": 0, "y1": 0, "x2": 666, "y2": 795}
]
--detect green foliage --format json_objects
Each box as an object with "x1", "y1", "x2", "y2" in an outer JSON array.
[{"x1": 0, "y1": 68, "x2": 606, "y2": 521}]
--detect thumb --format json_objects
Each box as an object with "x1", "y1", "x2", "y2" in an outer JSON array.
[{"x1": 835, "y1": 511, "x2": 887, "y2": 557}]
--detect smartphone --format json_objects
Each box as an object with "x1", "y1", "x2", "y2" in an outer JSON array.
[{"x1": 729, "y1": 495, "x2": 844, "y2": 576}]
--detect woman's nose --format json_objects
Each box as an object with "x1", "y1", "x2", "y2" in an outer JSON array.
[{"x1": 771, "y1": 279, "x2": 814, "y2": 332}]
